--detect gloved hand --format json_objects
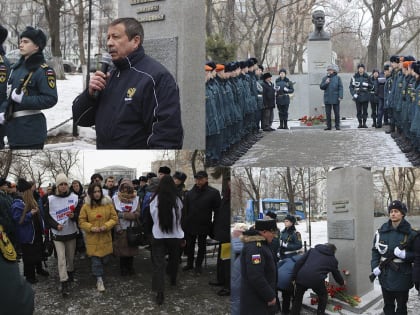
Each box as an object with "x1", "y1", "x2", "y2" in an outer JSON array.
[
  {"x1": 0, "y1": 112, "x2": 4, "y2": 125},
  {"x1": 11, "y1": 89, "x2": 23, "y2": 103},
  {"x1": 284, "y1": 87, "x2": 289, "y2": 92},
  {"x1": 394, "y1": 246, "x2": 406, "y2": 259},
  {"x1": 353, "y1": 94, "x2": 358, "y2": 99},
  {"x1": 373, "y1": 266, "x2": 381, "y2": 276},
  {"x1": 362, "y1": 82, "x2": 368, "y2": 87}
]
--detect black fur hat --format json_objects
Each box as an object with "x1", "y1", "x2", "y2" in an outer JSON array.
[
  {"x1": 262, "y1": 72, "x2": 272, "y2": 81},
  {"x1": 173, "y1": 171, "x2": 187, "y2": 183},
  {"x1": 255, "y1": 219, "x2": 278, "y2": 232},
  {"x1": 388, "y1": 200, "x2": 407, "y2": 215},
  {"x1": 284, "y1": 214, "x2": 297, "y2": 224},
  {"x1": 390, "y1": 55, "x2": 400, "y2": 63},
  {"x1": 20, "y1": 26, "x2": 47, "y2": 51},
  {"x1": 158, "y1": 166, "x2": 171, "y2": 175}
]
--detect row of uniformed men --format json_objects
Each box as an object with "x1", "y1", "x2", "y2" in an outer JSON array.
[
  {"x1": 205, "y1": 58, "x2": 263, "y2": 167},
  {"x1": 383, "y1": 56, "x2": 420, "y2": 165}
]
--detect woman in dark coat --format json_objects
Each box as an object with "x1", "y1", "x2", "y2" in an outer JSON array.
[
  {"x1": 10, "y1": 178, "x2": 47, "y2": 284},
  {"x1": 291, "y1": 243, "x2": 345, "y2": 315},
  {"x1": 261, "y1": 72, "x2": 276, "y2": 131},
  {"x1": 275, "y1": 68, "x2": 294, "y2": 129}
]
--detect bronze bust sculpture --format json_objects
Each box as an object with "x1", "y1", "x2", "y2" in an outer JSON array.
[{"x1": 308, "y1": 10, "x2": 330, "y2": 41}]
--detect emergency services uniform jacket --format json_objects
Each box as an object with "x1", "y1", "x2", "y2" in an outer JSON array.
[
  {"x1": 0, "y1": 52, "x2": 57, "y2": 147},
  {"x1": 72, "y1": 46, "x2": 183, "y2": 149},
  {"x1": 371, "y1": 219, "x2": 416, "y2": 292}
]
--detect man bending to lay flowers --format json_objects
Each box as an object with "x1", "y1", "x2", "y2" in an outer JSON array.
[{"x1": 290, "y1": 243, "x2": 345, "y2": 315}]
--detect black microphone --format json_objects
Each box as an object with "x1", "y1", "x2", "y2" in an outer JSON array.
[{"x1": 93, "y1": 54, "x2": 112, "y2": 99}]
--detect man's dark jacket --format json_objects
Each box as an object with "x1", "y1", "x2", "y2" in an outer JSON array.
[
  {"x1": 292, "y1": 244, "x2": 344, "y2": 288},
  {"x1": 182, "y1": 183, "x2": 221, "y2": 235},
  {"x1": 72, "y1": 46, "x2": 183, "y2": 149}
]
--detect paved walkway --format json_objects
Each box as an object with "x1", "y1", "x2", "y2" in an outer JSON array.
[{"x1": 233, "y1": 118, "x2": 412, "y2": 167}]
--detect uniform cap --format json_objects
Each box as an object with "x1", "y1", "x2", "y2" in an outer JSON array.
[
  {"x1": 279, "y1": 68, "x2": 287, "y2": 74},
  {"x1": 284, "y1": 214, "x2": 297, "y2": 224},
  {"x1": 262, "y1": 72, "x2": 272, "y2": 80},
  {"x1": 173, "y1": 171, "x2": 187, "y2": 182},
  {"x1": 388, "y1": 200, "x2": 407, "y2": 215}
]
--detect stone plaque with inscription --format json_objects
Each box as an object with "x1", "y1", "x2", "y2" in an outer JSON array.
[
  {"x1": 328, "y1": 219, "x2": 355, "y2": 240},
  {"x1": 143, "y1": 37, "x2": 177, "y2": 79}
]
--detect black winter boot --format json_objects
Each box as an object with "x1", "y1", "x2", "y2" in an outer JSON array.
[
  {"x1": 61, "y1": 281, "x2": 70, "y2": 297},
  {"x1": 283, "y1": 120, "x2": 288, "y2": 129},
  {"x1": 278, "y1": 120, "x2": 283, "y2": 129},
  {"x1": 362, "y1": 119, "x2": 368, "y2": 128},
  {"x1": 357, "y1": 119, "x2": 362, "y2": 128}
]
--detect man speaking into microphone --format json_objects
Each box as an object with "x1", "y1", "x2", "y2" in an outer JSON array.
[{"x1": 72, "y1": 17, "x2": 183, "y2": 149}]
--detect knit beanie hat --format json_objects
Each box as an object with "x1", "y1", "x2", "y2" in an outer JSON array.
[
  {"x1": 56, "y1": 173, "x2": 68, "y2": 186},
  {"x1": 17, "y1": 178, "x2": 32, "y2": 192}
]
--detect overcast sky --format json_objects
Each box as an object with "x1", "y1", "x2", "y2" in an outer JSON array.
[{"x1": 74, "y1": 150, "x2": 166, "y2": 183}]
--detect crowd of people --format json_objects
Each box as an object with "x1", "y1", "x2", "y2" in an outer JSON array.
[
  {"x1": 0, "y1": 165, "x2": 229, "y2": 312},
  {"x1": 0, "y1": 17, "x2": 183, "y2": 150},
  {"x1": 231, "y1": 200, "x2": 420, "y2": 315}
]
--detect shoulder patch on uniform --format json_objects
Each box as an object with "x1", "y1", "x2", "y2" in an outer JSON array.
[
  {"x1": 46, "y1": 68, "x2": 56, "y2": 89},
  {"x1": 0, "y1": 225, "x2": 17, "y2": 262},
  {"x1": 251, "y1": 254, "x2": 261, "y2": 264},
  {"x1": 41, "y1": 63, "x2": 49, "y2": 68}
]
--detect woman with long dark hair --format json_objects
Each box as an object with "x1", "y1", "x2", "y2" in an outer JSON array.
[
  {"x1": 11, "y1": 178, "x2": 47, "y2": 284},
  {"x1": 149, "y1": 175, "x2": 184, "y2": 305}
]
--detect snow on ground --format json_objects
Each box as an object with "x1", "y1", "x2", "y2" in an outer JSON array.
[{"x1": 43, "y1": 73, "x2": 96, "y2": 149}]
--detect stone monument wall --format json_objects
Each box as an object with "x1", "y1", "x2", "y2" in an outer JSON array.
[{"x1": 327, "y1": 167, "x2": 374, "y2": 297}]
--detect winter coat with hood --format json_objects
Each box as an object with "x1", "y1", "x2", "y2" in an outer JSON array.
[
  {"x1": 240, "y1": 230, "x2": 277, "y2": 315},
  {"x1": 78, "y1": 194, "x2": 118, "y2": 258},
  {"x1": 292, "y1": 244, "x2": 344, "y2": 289},
  {"x1": 72, "y1": 46, "x2": 183, "y2": 149},
  {"x1": 371, "y1": 218, "x2": 416, "y2": 292},
  {"x1": 0, "y1": 52, "x2": 57, "y2": 147}
]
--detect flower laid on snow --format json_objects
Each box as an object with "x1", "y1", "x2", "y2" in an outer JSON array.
[
  {"x1": 342, "y1": 269, "x2": 351, "y2": 276},
  {"x1": 326, "y1": 281, "x2": 361, "y2": 307},
  {"x1": 299, "y1": 114, "x2": 325, "y2": 125}
]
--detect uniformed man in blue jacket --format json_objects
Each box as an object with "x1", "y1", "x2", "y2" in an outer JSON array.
[{"x1": 72, "y1": 17, "x2": 183, "y2": 149}]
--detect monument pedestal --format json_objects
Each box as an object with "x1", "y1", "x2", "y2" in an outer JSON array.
[
  {"x1": 325, "y1": 168, "x2": 382, "y2": 313},
  {"x1": 307, "y1": 40, "x2": 333, "y2": 117}
]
